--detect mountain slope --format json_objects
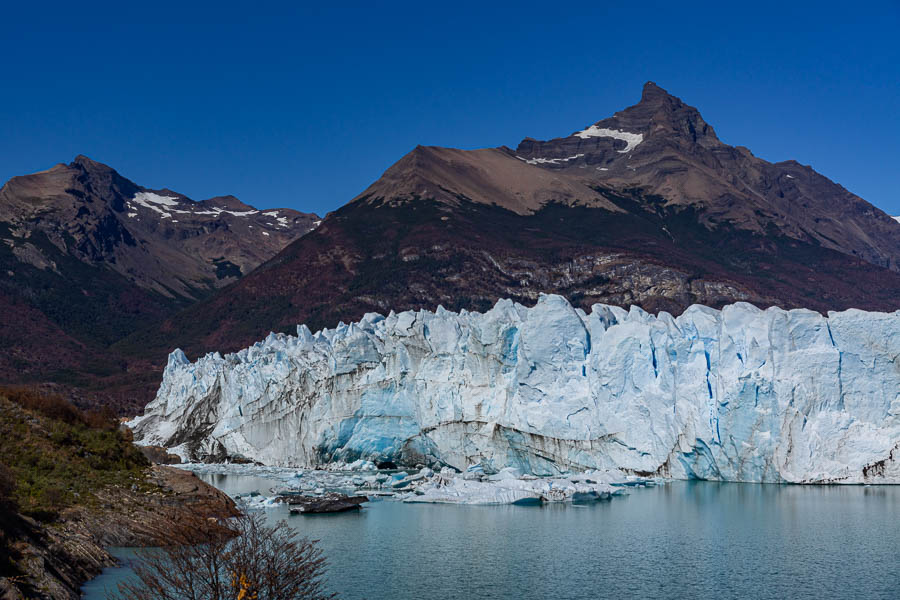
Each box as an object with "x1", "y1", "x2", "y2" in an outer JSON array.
[
  {"x1": 0, "y1": 157, "x2": 319, "y2": 408},
  {"x1": 130, "y1": 84, "x2": 900, "y2": 364}
]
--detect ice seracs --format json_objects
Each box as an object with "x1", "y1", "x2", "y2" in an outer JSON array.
[
  {"x1": 573, "y1": 126, "x2": 644, "y2": 152},
  {"x1": 130, "y1": 295, "x2": 900, "y2": 484}
]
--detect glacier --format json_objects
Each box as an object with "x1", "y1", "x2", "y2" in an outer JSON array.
[{"x1": 129, "y1": 294, "x2": 900, "y2": 483}]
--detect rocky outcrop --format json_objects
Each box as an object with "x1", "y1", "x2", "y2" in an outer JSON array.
[
  {"x1": 131, "y1": 295, "x2": 900, "y2": 484},
  {"x1": 0, "y1": 466, "x2": 237, "y2": 600}
]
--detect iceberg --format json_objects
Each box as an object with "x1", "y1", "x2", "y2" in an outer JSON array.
[
  {"x1": 129, "y1": 295, "x2": 900, "y2": 483},
  {"x1": 403, "y1": 468, "x2": 622, "y2": 505}
]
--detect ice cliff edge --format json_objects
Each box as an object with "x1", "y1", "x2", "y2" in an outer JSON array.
[{"x1": 129, "y1": 295, "x2": 900, "y2": 483}]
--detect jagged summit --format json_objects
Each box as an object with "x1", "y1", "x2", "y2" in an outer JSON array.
[
  {"x1": 71, "y1": 154, "x2": 109, "y2": 169},
  {"x1": 610, "y1": 81, "x2": 720, "y2": 145},
  {"x1": 640, "y1": 80, "x2": 668, "y2": 101},
  {"x1": 553, "y1": 82, "x2": 720, "y2": 150}
]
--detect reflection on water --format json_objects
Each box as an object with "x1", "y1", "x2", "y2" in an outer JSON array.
[{"x1": 83, "y1": 475, "x2": 900, "y2": 600}]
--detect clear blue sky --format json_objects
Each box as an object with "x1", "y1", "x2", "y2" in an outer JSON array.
[{"x1": 2, "y1": 1, "x2": 898, "y2": 217}]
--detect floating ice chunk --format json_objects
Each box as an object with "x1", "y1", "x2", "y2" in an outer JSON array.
[{"x1": 406, "y1": 472, "x2": 619, "y2": 505}]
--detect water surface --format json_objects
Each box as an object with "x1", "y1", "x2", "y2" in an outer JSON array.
[{"x1": 83, "y1": 475, "x2": 900, "y2": 599}]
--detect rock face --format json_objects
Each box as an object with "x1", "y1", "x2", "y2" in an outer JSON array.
[
  {"x1": 1, "y1": 466, "x2": 237, "y2": 600},
  {"x1": 131, "y1": 295, "x2": 900, "y2": 484}
]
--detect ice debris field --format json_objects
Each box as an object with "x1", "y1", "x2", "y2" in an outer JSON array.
[
  {"x1": 180, "y1": 460, "x2": 650, "y2": 508},
  {"x1": 131, "y1": 294, "x2": 900, "y2": 484}
]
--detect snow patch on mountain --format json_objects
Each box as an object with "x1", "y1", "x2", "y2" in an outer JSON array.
[
  {"x1": 130, "y1": 295, "x2": 900, "y2": 483},
  {"x1": 573, "y1": 126, "x2": 644, "y2": 152},
  {"x1": 133, "y1": 192, "x2": 181, "y2": 207},
  {"x1": 516, "y1": 153, "x2": 585, "y2": 165},
  {"x1": 192, "y1": 207, "x2": 260, "y2": 217},
  {"x1": 263, "y1": 210, "x2": 291, "y2": 227},
  {"x1": 130, "y1": 193, "x2": 265, "y2": 220},
  {"x1": 131, "y1": 192, "x2": 181, "y2": 218}
]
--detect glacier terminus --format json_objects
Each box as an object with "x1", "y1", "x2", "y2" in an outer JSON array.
[{"x1": 130, "y1": 295, "x2": 900, "y2": 483}]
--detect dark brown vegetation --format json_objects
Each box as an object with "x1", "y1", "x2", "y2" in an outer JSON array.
[{"x1": 114, "y1": 513, "x2": 335, "y2": 600}]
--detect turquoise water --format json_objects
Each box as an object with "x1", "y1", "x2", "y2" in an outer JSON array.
[{"x1": 82, "y1": 476, "x2": 900, "y2": 599}]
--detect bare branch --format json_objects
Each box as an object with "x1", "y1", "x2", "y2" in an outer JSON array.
[{"x1": 111, "y1": 513, "x2": 335, "y2": 600}]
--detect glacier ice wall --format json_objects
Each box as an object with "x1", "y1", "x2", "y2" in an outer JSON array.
[{"x1": 130, "y1": 295, "x2": 900, "y2": 483}]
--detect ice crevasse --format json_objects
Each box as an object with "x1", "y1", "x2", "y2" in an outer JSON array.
[{"x1": 129, "y1": 295, "x2": 900, "y2": 483}]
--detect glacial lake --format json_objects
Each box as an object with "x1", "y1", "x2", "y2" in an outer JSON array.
[{"x1": 82, "y1": 474, "x2": 900, "y2": 599}]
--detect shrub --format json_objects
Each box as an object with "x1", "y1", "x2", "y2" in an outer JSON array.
[
  {"x1": 114, "y1": 513, "x2": 336, "y2": 600},
  {"x1": 0, "y1": 386, "x2": 84, "y2": 425},
  {"x1": 0, "y1": 391, "x2": 148, "y2": 520}
]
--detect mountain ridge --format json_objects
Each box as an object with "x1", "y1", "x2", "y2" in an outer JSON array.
[{"x1": 0, "y1": 155, "x2": 321, "y2": 298}]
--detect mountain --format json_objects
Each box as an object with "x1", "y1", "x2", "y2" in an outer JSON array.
[
  {"x1": 0, "y1": 156, "x2": 319, "y2": 299},
  {"x1": 513, "y1": 82, "x2": 900, "y2": 270},
  {"x1": 136, "y1": 82, "x2": 900, "y2": 364},
  {"x1": 0, "y1": 156, "x2": 319, "y2": 407}
]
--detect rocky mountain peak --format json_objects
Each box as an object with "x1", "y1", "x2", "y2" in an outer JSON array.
[
  {"x1": 604, "y1": 82, "x2": 720, "y2": 147},
  {"x1": 639, "y1": 80, "x2": 669, "y2": 102},
  {"x1": 70, "y1": 154, "x2": 115, "y2": 174},
  {"x1": 513, "y1": 83, "x2": 722, "y2": 164}
]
